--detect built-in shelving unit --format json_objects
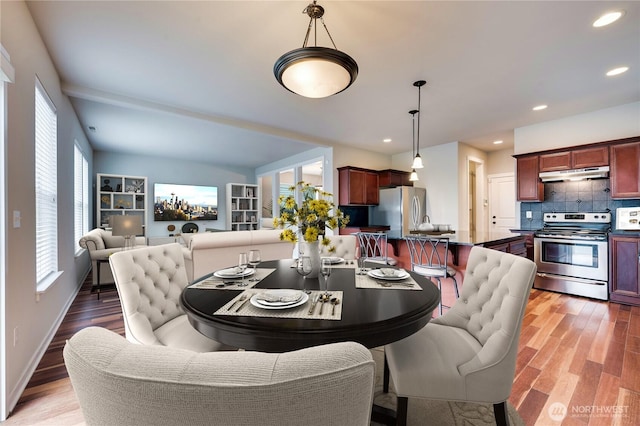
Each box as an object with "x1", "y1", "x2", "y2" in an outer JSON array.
[
  {"x1": 226, "y1": 183, "x2": 259, "y2": 231},
  {"x1": 96, "y1": 173, "x2": 147, "y2": 231}
]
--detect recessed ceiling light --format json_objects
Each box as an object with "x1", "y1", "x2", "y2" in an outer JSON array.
[
  {"x1": 593, "y1": 11, "x2": 624, "y2": 27},
  {"x1": 493, "y1": 140, "x2": 503, "y2": 145},
  {"x1": 533, "y1": 105, "x2": 548, "y2": 111},
  {"x1": 383, "y1": 138, "x2": 392, "y2": 143},
  {"x1": 606, "y1": 66, "x2": 629, "y2": 76}
]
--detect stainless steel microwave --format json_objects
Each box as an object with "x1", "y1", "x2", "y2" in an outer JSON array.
[{"x1": 616, "y1": 207, "x2": 640, "y2": 231}]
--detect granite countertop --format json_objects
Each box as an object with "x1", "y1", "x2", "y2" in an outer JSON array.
[{"x1": 386, "y1": 230, "x2": 526, "y2": 246}]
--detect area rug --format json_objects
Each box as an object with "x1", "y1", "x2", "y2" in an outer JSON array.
[{"x1": 370, "y1": 348, "x2": 525, "y2": 426}]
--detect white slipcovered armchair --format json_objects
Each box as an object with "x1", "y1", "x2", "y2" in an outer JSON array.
[
  {"x1": 384, "y1": 246, "x2": 536, "y2": 426},
  {"x1": 109, "y1": 243, "x2": 228, "y2": 352},
  {"x1": 64, "y1": 326, "x2": 376, "y2": 426}
]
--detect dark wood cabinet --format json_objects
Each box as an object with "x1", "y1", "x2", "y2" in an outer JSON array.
[
  {"x1": 539, "y1": 152, "x2": 571, "y2": 172},
  {"x1": 609, "y1": 235, "x2": 640, "y2": 306},
  {"x1": 378, "y1": 169, "x2": 412, "y2": 188},
  {"x1": 516, "y1": 155, "x2": 544, "y2": 201},
  {"x1": 338, "y1": 167, "x2": 379, "y2": 205},
  {"x1": 572, "y1": 146, "x2": 609, "y2": 168},
  {"x1": 539, "y1": 146, "x2": 608, "y2": 172},
  {"x1": 610, "y1": 141, "x2": 640, "y2": 199}
]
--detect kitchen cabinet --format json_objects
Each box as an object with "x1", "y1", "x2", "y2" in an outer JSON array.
[
  {"x1": 609, "y1": 234, "x2": 640, "y2": 306},
  {"x1": 516, "y1": 155, "x2": 544, "y2": 201},
  {"x1": 610, "y1": 140, "x2": 640, "y2": 199},
  {"x1": 539, "y1": 146, "x2": 608, "y2": 172},
  {"x1": 338, "y1": 167, "x2": 379, "y2": 205},
  {"x1": 378, "y1": 169, "x2": 412, "y2": 188}
]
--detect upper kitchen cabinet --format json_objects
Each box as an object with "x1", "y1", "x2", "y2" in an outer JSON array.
[
  {"x1": 515, "y1": 155, "x2": 544, "y2": 201},
  {"x1": 338, "y1": 166, "x2": 379, "y2": 205},
  {"x1": 539, "y1": 146, "x2": 609, "y2": 172},
  {"x1": 378, "y1": 169, "x2": 413, "y2": 188},
  {"x1": 610, "y1": 139, "x2": 640, "y2": 199}
]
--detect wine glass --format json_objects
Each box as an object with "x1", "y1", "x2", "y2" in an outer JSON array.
[
  {"x1": 238, "y1": 252, "x2": 249, "y2": 286},
  {"x1": 321, "y1": 257, "x2": 332, "y2": 295},
  {"x1": 296, "y1": 256, "x2": 312, "y2": 292},
  {"x1": 248, "y1": 249, "x2": 261, "y2": 281}
]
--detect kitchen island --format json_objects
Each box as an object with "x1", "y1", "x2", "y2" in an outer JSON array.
[{"x1": 385, "y1": 230, "x2": 528, "y2": 269}]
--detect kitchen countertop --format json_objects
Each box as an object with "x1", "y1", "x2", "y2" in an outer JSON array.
[{"x1": 386, "y1": 230, "x2": 525, "y2": 246}]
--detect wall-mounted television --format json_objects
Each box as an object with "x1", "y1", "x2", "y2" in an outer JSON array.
[{"x1": 154, "y1": 183, "x2": 218, "y2": 221}]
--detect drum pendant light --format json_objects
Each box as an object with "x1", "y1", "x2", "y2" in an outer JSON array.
[
  {"x1": 409, "y1": 109, "x2": 419, "y2": 182},
  {"x1": 274, "y1": 1, "x2": 358, "y2": 98},
  {"x1": 411, "y1": 80, "x2": 426, "y2": 169}
]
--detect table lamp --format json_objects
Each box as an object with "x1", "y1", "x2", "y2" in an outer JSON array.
[{"x1": 111, "y1": 215, "x2": 143, "y2": 250}]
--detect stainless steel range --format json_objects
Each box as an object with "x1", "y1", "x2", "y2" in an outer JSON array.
[{"x1": 534, "y1": 212, "x2": 611, "y2": 300}]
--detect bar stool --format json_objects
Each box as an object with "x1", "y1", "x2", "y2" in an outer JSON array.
[{"x1": 356, "y1": 232, "x2": 397, "y2": 267}]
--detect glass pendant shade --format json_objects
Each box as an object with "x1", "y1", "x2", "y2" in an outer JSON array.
[
  {"x1": 409, "y1": 169, "x2": 419, "y2": 181},
  {"x1": 412, "y1": 153, "x2": 424, "y2": 169}
]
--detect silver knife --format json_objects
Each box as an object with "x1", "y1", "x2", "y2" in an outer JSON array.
[
  {"x1": 234, "y1": 296, "x2": 251, "y2": 312},
  {"x1": 308, "y1": 292, "x2": 320, "y2": 315}
]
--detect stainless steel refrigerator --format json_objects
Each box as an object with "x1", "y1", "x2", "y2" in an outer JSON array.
[{"x1": 371, "y1": 186, "x2": 426, "y2": 237}]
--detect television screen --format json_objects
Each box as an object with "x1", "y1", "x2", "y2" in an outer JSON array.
[{"x1": 154, "y1": 183, "x2": 218, "y2": 221}]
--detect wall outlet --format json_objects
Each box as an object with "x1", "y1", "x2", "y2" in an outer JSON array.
[{"x1": 526, "y1": 211, "x2": 533, "y2": 219}]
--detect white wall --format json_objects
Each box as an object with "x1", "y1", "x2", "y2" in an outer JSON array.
[
  {"x1": 514, "y1": 102, "x2": 640, "y2": 154},
  {"x1": 1, "y1": 1, "x2": 93, "y2": 417},
  {"x1": 487, "y1": 148, "x2": 516, "y2": 176}
]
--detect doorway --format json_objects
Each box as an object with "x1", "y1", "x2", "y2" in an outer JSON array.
[
  {"x1": 488, "y1": 173, "x2": 516, "y2": 232},
  {"x1": 467, "y1": 157, "x2": 486, "y2": 236}
]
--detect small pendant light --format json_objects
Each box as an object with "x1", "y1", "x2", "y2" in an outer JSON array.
[
  {"x1": 411, "y1": 80, "x2": 426, "y2": 169},
  {"x1": 409, "y1": 109, "x2": 419, "y2": 181}
]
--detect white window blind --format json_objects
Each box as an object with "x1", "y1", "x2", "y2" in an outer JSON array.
[
  {"x1": 35, "y1": 78, "x2": 58, "y2": 284},
  {"x1": 74, "y1": 144, "x2": 88, "y2": 254}
]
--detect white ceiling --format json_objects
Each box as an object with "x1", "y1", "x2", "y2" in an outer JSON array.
[{"x1": 26, "y1": 1, "x2": 640, "y2": 168}]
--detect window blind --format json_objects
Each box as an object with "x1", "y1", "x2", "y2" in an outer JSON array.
[
  {"x1": 35, "y1": 78, "x2": 58, "y2": 283},
  {"x1": 74, "y1": 144, "x2": 88, "y2": 254}
]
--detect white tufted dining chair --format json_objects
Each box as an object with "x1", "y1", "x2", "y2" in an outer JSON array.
[
  {"x1": 109, "y1": 243, "x2": 230, "y2": 352},
  {"x1": 65, "y1": 327, "x2": 376, "y2": 426},
  {"x1": 384, "y1": 246, "x2": 536, "y2": 426},
  {"x1": 320, "y1": 234, "x2": 357, "y2": 260}
]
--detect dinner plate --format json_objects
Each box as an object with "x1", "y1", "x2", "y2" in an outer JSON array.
[
  {"x1": 368, "y1": 269, "x2": 410, "y2": 281},
  {"x1": 322, "y1": 257, "x2": 345, "y2": 264},
  {"x1": 214, "y1": 268, "x2": 255, "y2": 279},
  {"x1": 250, "y1": 291, "x2": 309, "y2": 310}
]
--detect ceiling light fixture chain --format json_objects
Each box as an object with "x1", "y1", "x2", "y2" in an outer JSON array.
[{"x1": 274, "y1": 0, "x2": 358, "y2": 98}]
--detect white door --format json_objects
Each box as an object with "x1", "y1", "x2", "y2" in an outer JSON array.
[{"x1": 488, "y1": 173, "x2": 516, "y2": 232}]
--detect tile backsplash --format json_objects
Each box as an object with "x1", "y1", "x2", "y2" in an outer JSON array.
[{"x1": 519, "y1": 178, "x2": 640, "y2": 230}]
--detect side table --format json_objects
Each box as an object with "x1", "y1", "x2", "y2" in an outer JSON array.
[{"x1": 95, "y1": 258, "x2": 110, "y2": 299}]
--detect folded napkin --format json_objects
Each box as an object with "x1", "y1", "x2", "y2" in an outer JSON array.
[{"x1": 255, "y1": 291, "x2": 303, "y2": 303}]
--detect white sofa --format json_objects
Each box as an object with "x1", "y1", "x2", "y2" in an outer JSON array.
[
  {"x1": 78, "y1": 228, "x2": 147, "y2": 286},
  {"x1": 182, "y1": 229, "x2": 293, "y2": 281}
]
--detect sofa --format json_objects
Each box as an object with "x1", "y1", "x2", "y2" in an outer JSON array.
[
  {"x1": 78, "y1": 228, "x2": 147, "y2": 286},
  {"x1": 182, "y1": 229, "x2": 293, "y2": 281}
]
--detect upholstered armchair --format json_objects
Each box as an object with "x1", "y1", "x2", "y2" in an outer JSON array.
[
  {"x1": 79, "y1": 228, "x2": 146, "y2": 286},
  {"x1": 109, "y1": 243, "x2": 228, "y2": 352},
  {"x1": 64, "y1": 326, "x2": 376, "y2": 426},
  {"x1": 384, "y1": 246, "x2": 536, "y2": 426}
]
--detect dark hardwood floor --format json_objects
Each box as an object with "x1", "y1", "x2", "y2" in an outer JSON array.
[{"x1": 4, "y1": 273, "x2": 640, "y2": 425}]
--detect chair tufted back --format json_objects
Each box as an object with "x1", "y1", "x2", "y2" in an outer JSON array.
[
  {"x1": 320, "y1": 235, "x2": 357, "y2": 259},
  {"x1": 433, "y1": 246, "x2": 536, "y2": 377},
  {"x1": 109, "y1": 243, "x2": 189, "y2": 345}
]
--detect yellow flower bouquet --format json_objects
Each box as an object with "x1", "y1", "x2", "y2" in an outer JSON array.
[{"x1": 274, "y1": 181, "x2": 349, "y2": 253}]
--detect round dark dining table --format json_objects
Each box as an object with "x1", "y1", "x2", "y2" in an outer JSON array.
[{"x1": 181, "y1": 259, "x2": 441, "y2": 353}]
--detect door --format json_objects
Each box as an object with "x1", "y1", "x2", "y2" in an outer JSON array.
[{"x1": 488, "y1": 173, "x2": 516, "y2": 232}]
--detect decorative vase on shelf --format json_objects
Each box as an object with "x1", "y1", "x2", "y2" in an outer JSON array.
[{"x1": 298, "y1": 240, "x2": 321, "y2": 279}]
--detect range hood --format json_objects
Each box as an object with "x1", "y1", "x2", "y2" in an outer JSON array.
[{"x1": 539, "y1": 166, "x2": 609, "y2": 182}]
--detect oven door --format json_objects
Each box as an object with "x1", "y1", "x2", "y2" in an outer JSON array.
[{"x1": 534, "y1": 237, "x2": 608, "y2": 280}]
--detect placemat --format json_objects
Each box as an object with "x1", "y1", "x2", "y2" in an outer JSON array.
[
  {"x1": 215, "y1": 290, "x2": 343, "y2": 320},
  {"x1": 188, "y1": 268, "x2": 275, "y2": 290},
  {"x1": 355, "y1": 270, "x2": 422, "y2": 290}
]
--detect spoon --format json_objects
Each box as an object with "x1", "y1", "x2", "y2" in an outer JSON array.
[
  {"x1": 330, "y1": 297, "x2": 340, "y2": 316},
  {"x1": 318, "y1": 293, "x2": 331, "y2": 315}
]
